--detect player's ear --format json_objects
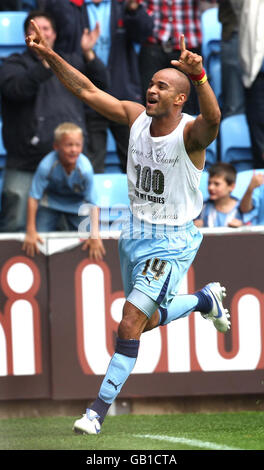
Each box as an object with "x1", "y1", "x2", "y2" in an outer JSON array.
[{"x1": 174, "y1": 93, "x2": 187, "y2": 106}]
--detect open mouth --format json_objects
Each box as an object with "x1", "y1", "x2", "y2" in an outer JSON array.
[{"x1": 147, "y1": 96, "x2": 158, "y2": 105}]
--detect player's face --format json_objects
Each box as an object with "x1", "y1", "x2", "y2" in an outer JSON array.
[
  {"x1": 54, "y1": 132, "x2": 83, "y2": 170},
  {"x1": 208, "y1": 175, "x2": 234, "y2": 200},
  {"x1": 146, "y1": 71, "x2": 181, "y2": 118},
  {"x1": 26, "y1": 16, "x2": 57, "y2": 49}
]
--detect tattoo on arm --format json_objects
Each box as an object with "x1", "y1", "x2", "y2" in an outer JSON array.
[{"x1": 46, "y1": 53, "x2": 91, "y2": 97}]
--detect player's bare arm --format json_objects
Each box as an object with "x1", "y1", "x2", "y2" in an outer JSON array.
[
  {"x1": 25, "y1": 20, "x2": 144, "y2": 127},
  {"x1": 171, "y1": 35, "x2": 221, "y2": 170}
]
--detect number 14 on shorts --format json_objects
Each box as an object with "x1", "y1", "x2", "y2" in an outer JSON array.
[{"x1": 142, "y1": 258, "x2": 167, "y2": 280}]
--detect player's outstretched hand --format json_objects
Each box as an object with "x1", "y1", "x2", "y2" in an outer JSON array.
[
  {"x1": 171, "y1": 34, "x2": 203, "y2": 76},
  {"x1": 25, "y1": 19, "x2": 50, "y2": 57}
]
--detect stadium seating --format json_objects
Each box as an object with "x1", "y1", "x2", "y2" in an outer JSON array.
[
  {"x1": 201, "y1": 7, "x2": 221, "y2": 69},
  {"x1": 0, "y1": 11, "x2": 27, "y2": 61},
  {"x1": 93, "y1": 173, "x2": 130, "y2": 230},
  {"x1": 0, "y1": 118, "x2": 6, "y2": 158},
  {"x1": 207, "y1": 54, "x2": 222, "y2": 103},
  {"x1": 104, "y1": 129, "x2": 123, "y2": 173},
  {"x1": 220, "y1": 114, "x2": 254, "y2": 171},
  {"x1": 201, "y1": 7, "x2": 222, "y2": 102},
  {"x1": 205, "y1": 138, "x2": 217, "y2": 169},
  {"x1": 0, "y1": 118, "x2": 6, "y2": 210}
]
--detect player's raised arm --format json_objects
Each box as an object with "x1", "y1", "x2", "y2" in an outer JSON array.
[
  {"x1": 26, "y1": 20, "x2": 144, "y2": 127},
  {"x1": 171, "y1": 35, "x2": 221, "y2": 169}
]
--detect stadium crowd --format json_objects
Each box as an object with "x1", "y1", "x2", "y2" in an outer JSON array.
[{"x1": 0, "y1": 0, "x2": 264, "y2": 239}]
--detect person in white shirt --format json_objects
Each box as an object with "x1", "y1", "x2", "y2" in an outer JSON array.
[
  {"x1": 25, "y1": 22, "x2": 230, "y2": 435},
  {"x1": 239, "y1": 0, "x2": 264, "y2": 169}
]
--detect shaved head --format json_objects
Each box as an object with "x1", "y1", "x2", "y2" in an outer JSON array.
[
  {"x1": 152, "y1": 68, "x2": 191, "y2": 99},
  {"x1": 146, "y1": 67, "x2": 191, "y2": 119}
]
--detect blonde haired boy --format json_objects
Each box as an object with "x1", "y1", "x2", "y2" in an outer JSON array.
[{"x1": 23, "y1": 122, "x2": 105, "y2": 259}]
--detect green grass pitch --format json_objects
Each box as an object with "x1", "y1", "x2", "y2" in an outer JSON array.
[{"x1": 1, "y1": 411, "x2": 264, "y2": 451}]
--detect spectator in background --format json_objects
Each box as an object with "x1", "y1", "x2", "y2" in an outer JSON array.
[
  {"x1": 22, "y1": 122, "x2": 105, "y2": 259},
  {"x1": 239, "y1": 171, "x2": 264, "y2": 225},
  {"x1": 139, "y1": 0, "x2": 215, "y2": 116},
  {"x1": 195, "y1": 162, "x2": 243, "y2": 227},
  {"x1": 217, "y1": 0, "x2": 245, "y2": 119},
  {"x1": 239, "y1": 0, "x2": 264, "y2": 169},
  {"x1": 0, "y1": 10, "x2": 108, "y2": 233},
  {"x1": 41, "y1": 0, "x2": 88, "y2": 56},
  {"x1": 43, "y1": 0, "x2": 154, "y2": 173}
]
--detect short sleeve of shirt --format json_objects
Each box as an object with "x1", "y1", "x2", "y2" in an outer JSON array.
[{"x1": 29, "y1": 160, "x2": 50, "y2": 200}]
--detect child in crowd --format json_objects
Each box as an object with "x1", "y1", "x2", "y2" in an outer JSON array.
[
  {"x1": 22, "y1": 122, "x2": 105, "y2": 259},
  {"x1": 239, "y1": 171, "x2": 264, "y2": 225},
  {"x1": 195, "y1": 162, "x2": 243, "y2": 228}
]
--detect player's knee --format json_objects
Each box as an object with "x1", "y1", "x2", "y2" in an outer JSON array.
[
  {"x1": 118, "y1": 303, "x2": 148, "y2": 339},
  {"x1": 118, "y1": 317, "x2": 137, "y2": 339},
  {"x1": 143, "y1": 309, "x2": 160, "y2": 332}
]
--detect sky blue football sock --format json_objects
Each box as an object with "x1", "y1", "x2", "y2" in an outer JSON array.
[
  {"x1": 194, "y1": 289, "x2": 213, "y2": 313},
  {"x1": 159, "y1": 291, "x2": 212, "y2": 325},
  {"x1": 91, "y1": 338, "x2": 139, "y2": 423},
  {"x1": 159, "y1": 288, "x2": 214, "y2": 326},
  {"x1": 159, "y1": 294, "x2": 201, "y2": 326}
]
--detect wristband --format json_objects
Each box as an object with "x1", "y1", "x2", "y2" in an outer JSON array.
[{"x1": 189, "y1": 69, "x2": 208, "y2": 86}]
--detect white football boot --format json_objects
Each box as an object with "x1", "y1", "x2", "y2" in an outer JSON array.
[
  {"x1": 73, "y1": 409, "x2": 101, "y2": 435},
  {"x1": 200, "y1": 282, "x2": 231, "y2": 333}
]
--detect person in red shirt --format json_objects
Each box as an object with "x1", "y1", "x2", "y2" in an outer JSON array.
[{"x1": 139, "y1": 0, "x2": 214, "y2": 115}]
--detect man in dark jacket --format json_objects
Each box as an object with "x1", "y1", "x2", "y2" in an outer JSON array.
[
  {"x1": 0, "y1": 10, "x2": 108, "y2": 232},
  {"x1": 43, "y1": 0, "x2": 154, "y2": 173}
]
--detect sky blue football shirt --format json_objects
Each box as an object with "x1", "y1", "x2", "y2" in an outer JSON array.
[{"x1": 29, "y1": 151, "x2": 97, "y2": 214}]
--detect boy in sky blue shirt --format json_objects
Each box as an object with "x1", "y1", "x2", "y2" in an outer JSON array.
[
  {"x1": 195, "y1": 162, "x2": 243, "y2": 228},
  {"x1": 22, "y1": 122, "x2": 105, "y2": 259}
]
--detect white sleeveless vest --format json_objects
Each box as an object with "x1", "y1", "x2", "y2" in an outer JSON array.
[{"x1": 127, "y1": 111, "x2": 203, "y2": 226}]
